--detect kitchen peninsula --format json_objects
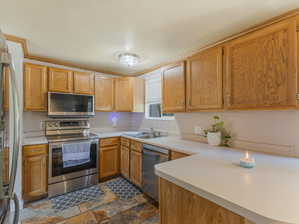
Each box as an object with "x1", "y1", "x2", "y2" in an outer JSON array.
[{"x1": 156, "y1": 147, "x2": 299, "y2": 224}]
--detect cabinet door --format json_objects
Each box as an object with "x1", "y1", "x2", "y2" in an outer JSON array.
[
  {"x1": 3, "y1": 66, "x2": 9, "y2": 111},
  {"x1": 120, "y1": 145, "x2": 130, "y2": 179},
  {"x1": 130, "y1": 150, "x2": 142, "y2": 187},
  {"x1": 186, "y1": 47, "x2": 223, "y2": 111},
  {"x1": 100, "y1": 146, "x2": 119, "y2": 178},
  {"x1": 48, "y1": 67, "x2": 73, "y2": 93},
  {"x1": 115, "y1": 78, "x2": 132, "y2": 112},
  {"x1": 162, "y1": 62, "x2": 186, "y2": 112},
  {"x1": 74, "y1": 72, "x2": 94, "y2": 95},
  {"x1": 95, "y1": 76, "x2": 114, "y2": 111},
  {"x1": 24, "y1": 63, "x2": 48, "y2": 111},
  {"x1": 23, "y1": 144, "x2": 48, "y2": 201},
  {"x1": 225, "y1": 18, "x2": 297, "y2": 110}
]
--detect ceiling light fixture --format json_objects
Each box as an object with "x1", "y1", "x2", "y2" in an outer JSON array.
[{"x1": 118, "y1": 52, "x2": 140, "y2": 67}]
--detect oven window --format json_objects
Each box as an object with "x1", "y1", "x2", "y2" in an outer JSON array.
[{"x1": 51, "y1": 143, "x2": 97, "y2": 177}]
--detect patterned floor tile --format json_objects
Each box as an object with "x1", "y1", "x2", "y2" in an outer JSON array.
[
  {"x1": 105, "y1": 177, "x2": 141, "y2": 200},
  {"x1": 79, "y1": 185, "x2": 118, "y2": 212},
  {"x1": 51, "y1": 185, "x2": 104, "y2": 211},
  {"x1": 21, "y1": 177, "x2": 158, "y2": 224}
]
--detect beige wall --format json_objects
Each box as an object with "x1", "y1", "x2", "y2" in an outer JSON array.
[
  {"x1": 24, "y1": 109, "x2": 299, "y2": 157},
  {"x1": 131, "y1": 110, "x2": 299, "y2": 157},
  {"x1": 23, "y1": 111, "x2": 133, "y2": 136}
]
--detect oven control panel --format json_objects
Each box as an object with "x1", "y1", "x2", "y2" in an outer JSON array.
[{"x1": 45, "y1": 119, "x2": 90, "y2": 132}]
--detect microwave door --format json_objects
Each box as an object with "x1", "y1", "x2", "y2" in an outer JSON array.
[{"x1": 48, "y1": 92, "x2": 95, "y2": 117}]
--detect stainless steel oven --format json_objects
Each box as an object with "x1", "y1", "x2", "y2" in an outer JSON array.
[{"x1": 46, "y1": 119, "x2": 99, "y2": 197}]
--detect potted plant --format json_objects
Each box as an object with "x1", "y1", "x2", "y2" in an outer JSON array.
[{"x1": 204, "y1": 116, "x2": 231, "y2": 146}]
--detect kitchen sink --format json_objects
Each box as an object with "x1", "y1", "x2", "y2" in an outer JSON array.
[{"x1": 125, "y1": 131, "x2": 165, "y2": 139}]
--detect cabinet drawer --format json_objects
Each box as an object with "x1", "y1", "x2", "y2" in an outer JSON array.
[
  {"x1": 130, "y1": 140, "x2": 142, "y2": 152},
  {"x1": 121, "y1": 137, "x2": 130, "y2": 148},
  {"x1": 23, "y1": 144, "x2": 48, "y2": 156},
  {"x1": 100, "y1": 137, "x2": 120, "y2": 147}
]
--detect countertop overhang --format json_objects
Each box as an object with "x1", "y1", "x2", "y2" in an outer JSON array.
[{"x1": 155, "y1": 146, "x2": 299, "y2": 224}]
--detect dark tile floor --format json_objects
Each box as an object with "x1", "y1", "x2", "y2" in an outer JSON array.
[{"x1": 21, "y1": 177, "x2": 159, "y2": 224}]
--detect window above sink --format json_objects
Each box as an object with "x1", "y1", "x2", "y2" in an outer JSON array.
[{"x1": 144, "y1": 70, "x2": 174, "y2": 120}]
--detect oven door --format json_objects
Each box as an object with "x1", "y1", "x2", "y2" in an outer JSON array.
[{"x1": 48, "y1": 139, "x2": 98, "y2": 184}]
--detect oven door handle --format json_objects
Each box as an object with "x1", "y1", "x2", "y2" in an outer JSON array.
[{"x1": 49, "y1": 139, "x2": 98, "y2": 148}]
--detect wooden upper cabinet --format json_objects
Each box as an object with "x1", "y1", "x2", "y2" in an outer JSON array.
[
  {"x1": 24, "y1": 63, "x2": 48, "y2": 111},
  {"x1": 73, "y1": 71, "x2": 94, "y2": 95},
  {"x1": 95, "y1": 75, "x2": 114, "y2": 111},
  {"x1": 115, "y1": 78, "x2": 132, "y2": 112},
  {"x1": 48, "y1": 67, "x2": 73, "y2": 93},
  {"x1": 3, "y1": 66, "x2": 9, "y2": 111},
  {"x1": 23, "y1": 144, "x2": 48, "y2": 202},
  {"x1": 225, "y1": 18, "x2": 298, "y2": 110},
  {"x1": 115, "y1": 77, "x2": 144, "y2": 112},
  {"x1": 186, "y1": 47, "x2": 223, "y2": 111},
  {"x1": 162, "y1": 62, "x2": 186, "y2": 112}
]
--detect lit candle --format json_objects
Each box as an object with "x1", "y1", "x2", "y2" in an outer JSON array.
[{"x1": 240, "y1": 151, "x2": 255, "y2": 168}]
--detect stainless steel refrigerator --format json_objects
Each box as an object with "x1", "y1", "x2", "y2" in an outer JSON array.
[{"x1": 0, "y1": 30, "x2": 21, "y2": 224}]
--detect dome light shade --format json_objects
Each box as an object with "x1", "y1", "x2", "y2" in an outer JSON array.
[{"x1": 118, "y1": 53, "x2": 140, "y2": 67}]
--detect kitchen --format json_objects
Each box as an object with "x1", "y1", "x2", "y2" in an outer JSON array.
[{"x1": 2, "y1": 1, "x2": 299, "y2": 224}]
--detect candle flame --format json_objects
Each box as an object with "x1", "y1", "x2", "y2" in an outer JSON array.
[{"x1": 245, "y1": 151, "x2": 250, "y2": 159}]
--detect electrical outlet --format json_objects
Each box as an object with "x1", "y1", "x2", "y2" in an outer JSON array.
[{"x1": 194, "y1": 126, "x2": 204, "y2": 135}]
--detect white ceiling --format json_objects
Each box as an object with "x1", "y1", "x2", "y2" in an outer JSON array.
[{"x1": 1, "y1": 0, "x2": 299, "y2": 75}]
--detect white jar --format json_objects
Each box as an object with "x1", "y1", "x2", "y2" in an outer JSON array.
[{"x1": 207, "y1": 132, "x2": 222, "y2": 146}]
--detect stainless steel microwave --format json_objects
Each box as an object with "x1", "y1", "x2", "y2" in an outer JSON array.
[{"x1": 48, "y1": 92, "x2": 95, "y2": 117}]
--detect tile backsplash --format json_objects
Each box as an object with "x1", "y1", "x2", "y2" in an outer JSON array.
[{"x1": 23, "y1": 111, "x2": 134, "y2": 136}]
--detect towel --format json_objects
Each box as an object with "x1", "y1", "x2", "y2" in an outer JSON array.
[{"x1": 62, "y1": 141, "x2": 91, "y2": 168}]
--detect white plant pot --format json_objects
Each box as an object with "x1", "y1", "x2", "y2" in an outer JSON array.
[{"x1": 207, "y1": 132, "x2": 222, "y2": 146}]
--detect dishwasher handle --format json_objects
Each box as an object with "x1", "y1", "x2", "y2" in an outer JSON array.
[
  {"x1": 142, "y1": 148, "x2": 169, "y2": 160},
  {"x1": 143, "y1": 144, "x2": 169, "y2": 155}
]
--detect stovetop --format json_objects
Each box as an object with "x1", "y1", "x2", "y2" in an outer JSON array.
[{"x1": 46, "y1": 133, "x2": 98, "y2": 143}]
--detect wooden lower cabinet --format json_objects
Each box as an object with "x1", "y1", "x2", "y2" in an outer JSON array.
[
  {"x1": 130, "y1": 150, "x2": 142, "y2": 187},
  {"x1": 159, "y1": 178, "x2": 246, "y2": 224},
  {"x1": 171, "y1": 151, "x2": 189, "y2": 160},
  {"x1": 99, "y1": 145, "x2": 120, "y2": 178},
  {"x1": 23, "y1": 144, "x2": 48, "y2": 202},
  {"x1": 120, "y1": 145, "x2": 130, "y2": 179}
]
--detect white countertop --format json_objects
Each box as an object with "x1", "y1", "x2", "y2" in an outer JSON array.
[
  {"x1": 23, "y1": 136, "x2": 48, "y2": 146},
  {"x1": 22, "y1": 131, "x2": 299, "y2": 223},
  {"x1": 155, "y1": 145, "x2": 299, "y2": 224}
]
